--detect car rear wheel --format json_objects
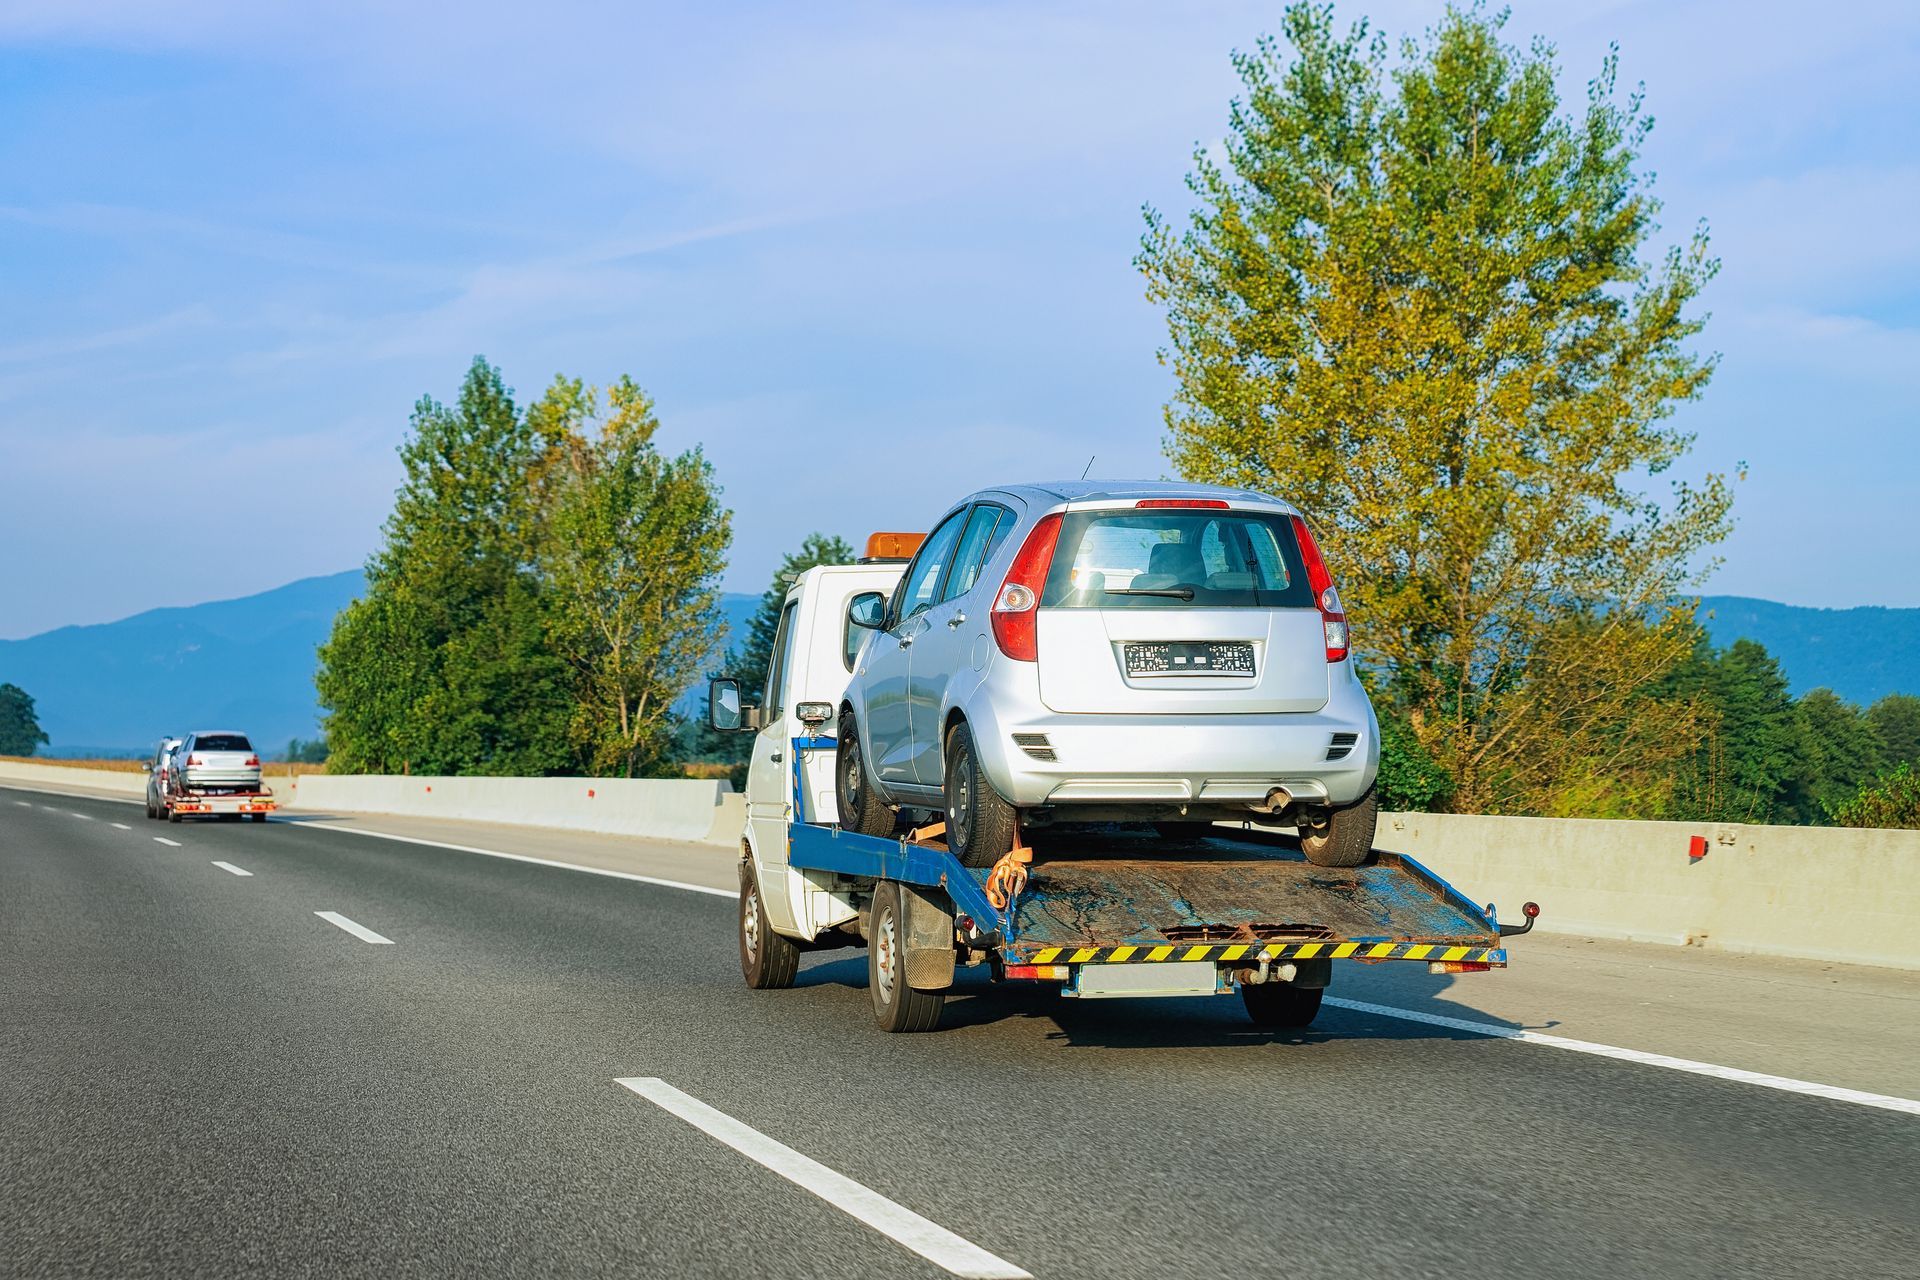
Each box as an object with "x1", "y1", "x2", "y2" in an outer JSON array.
[
  {"x1": 867, "y1": 880, "x2": 944, "y2": 1032},
  {"x1": 836, "y1": 712, "x2": 895, "y2": 838},
  {"x1": 739, "y1": 862, "x2": 800, "y2": 990},
  {"x1": 944, "y1": 721, "x2": 1018, "y2": 869},
  {"x1": 1299, "y1": 785, "x2": 1377, "y2": 868},
  {"x1": 1241, "y1": 980, "x2": 1324, "y2": 1028}
]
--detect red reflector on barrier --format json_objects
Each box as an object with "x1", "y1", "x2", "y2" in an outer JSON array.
[{"x1": 1688, "y1": 835, "x2": 1708, "y2": 861}]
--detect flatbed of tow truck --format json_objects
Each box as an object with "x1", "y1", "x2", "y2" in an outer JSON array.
[
  {"x1": 775, "y1": 735, "x2": 1533, "y2": 1025},
  {"x1": 163, "y1": 788, "x2": 276, "y2": 822}
]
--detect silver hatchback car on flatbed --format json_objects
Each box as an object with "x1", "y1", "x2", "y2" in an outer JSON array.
[{"x1": 836, "y1": 481, "x2": 1381, "y2": 869}]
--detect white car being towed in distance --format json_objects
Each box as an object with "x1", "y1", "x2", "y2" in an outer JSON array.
[
  {"x1": 835, "y1": 481, "x2": 1381, "y2": 869},
  {"x1": 174, "y1": 730, "x2": 263, "y2": 792}
]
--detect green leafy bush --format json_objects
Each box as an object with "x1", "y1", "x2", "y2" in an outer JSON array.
[{"x1": 1828, "y1": 764, "x2": 1920, "y2": 830}]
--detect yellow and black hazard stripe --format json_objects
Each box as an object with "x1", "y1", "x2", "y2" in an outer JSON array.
[{"x1": 1015, "y1": 940, "x2": 1506, "y2": 966}]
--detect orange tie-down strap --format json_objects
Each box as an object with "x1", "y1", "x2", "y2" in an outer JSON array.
[{"x1": 985, "y1": 844, "x2": 1032, "y2": 911}]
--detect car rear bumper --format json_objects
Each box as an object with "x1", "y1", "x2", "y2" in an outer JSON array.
[
  {"x1": 963, "y1": 662, "x2": 1380, "y2": 812},
  {"x1": 179, "y1": 769, "x2": 264, "y2": 788}
]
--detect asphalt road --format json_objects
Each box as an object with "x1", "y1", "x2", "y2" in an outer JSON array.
[{"x1": 4, "y1": 784, "x2": 1916, "y2": 1279}]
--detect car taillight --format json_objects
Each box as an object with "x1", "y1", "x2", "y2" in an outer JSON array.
[
  {"x1": 990, "y1": 513, "x2": 1063, "y2": 662},
  {"x1": 1289, "y1": 514, "x2": 1348, "y2": 663},
  {"x1": 187, "y1": 756, "x2": 202, "y2": 765},
  {"x1": 244, "y1": 756, "x2": 259, "y2": 767}
]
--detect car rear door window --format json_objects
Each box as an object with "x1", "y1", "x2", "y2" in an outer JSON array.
[{"x1": 940, "y1": 504, "x2": 1010, "y2": 603}]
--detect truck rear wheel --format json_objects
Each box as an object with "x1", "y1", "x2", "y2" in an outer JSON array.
[
  {"x1": 166, "y1": 808, "x2": 181, "y2": 823},
  {"x1": 944, "y1": 722, "x2": 1017, "y2": 869},
  {"x1": 835, "y1": 712, "x2": 895, "y2": 838},
  {"x1": 739, "y1": 863, "x2": 800, "y2": 990},
  {"x1": 1299, "y1": 786, "x2": 1378, "y2": 868},
  {"x1": 868, "y1": 881, "x2": 944, "y2": 1032},
  {"x1": 1241, "y1": 981, "x2": 1324, "y2": 1028}
]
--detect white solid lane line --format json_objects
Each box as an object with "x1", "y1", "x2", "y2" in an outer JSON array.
[
  {"x1": 110, "y1": 822, "x2": 131, "y2": 830},
  {"x1": 315, "y1": 911, "x2": 394, "y2": 945},
  {"x1": 1325, "y1": 997, "x2": 1920, "y2": 1117},
  {"x1": 211, "y1": 861, "x2": 253, "y2": 877},
  {"x1": 618, "y1": 1078, "x2": 1030, "y2": 1280},
  {"x1": 308, "y1": 823, "x2": 735, "y2": 898},
  {"x1": 153, "y1": 837, "x2": 182, "y2": 848}
]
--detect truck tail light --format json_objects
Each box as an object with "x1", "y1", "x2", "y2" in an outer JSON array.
[
  {"x1": 990, "y1": 512, "x2": 1063, "y2": 662},
  {"x1": 1289, "y1": 515, "x2": 1348, "y2": 663}
]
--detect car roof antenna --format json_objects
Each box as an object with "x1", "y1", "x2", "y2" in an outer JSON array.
[{"x1": 1080, "y1": 455, "x2": 1096, "y2": 480}]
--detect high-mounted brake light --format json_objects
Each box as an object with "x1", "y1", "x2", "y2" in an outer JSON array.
[
  {"x1": 1135, "y1": 498, "x2": 1229, "y2": 509},
  {"x1": 990, "y1": 513, "x2": 1063, "y2": 662},
  {"x1": 1289, "y1": 514, "x2": 1348, "y2": 663}
]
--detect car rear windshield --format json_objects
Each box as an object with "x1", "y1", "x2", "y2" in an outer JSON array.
[
  {"x1": 195, "y1": 734, "x2": 253, "y2": 752},
  {"x1": 1040, "y1": 509, "x2": 1314, "y2": 609}
]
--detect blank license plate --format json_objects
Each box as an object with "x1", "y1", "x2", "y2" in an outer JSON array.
[
  {"x1": 1071, "y1": 961, "x2": 1222, "y2": 999},
  {"x1": 1125, "y1": 641, "x2": 1256, "y2": 677}
]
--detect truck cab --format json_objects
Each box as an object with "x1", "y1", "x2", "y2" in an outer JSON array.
[{"x1": 715, "y1": 562, "x2": 906, "y2": 941}]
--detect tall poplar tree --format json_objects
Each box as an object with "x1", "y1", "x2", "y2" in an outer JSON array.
[{"x1": 1140, "y1": 4, "x2": 1732, "y2": 813}]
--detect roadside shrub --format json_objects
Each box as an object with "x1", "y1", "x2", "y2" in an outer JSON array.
[
  {"x1": 1828, "y1": 764, "x2": 1920, "y2": 830},
  {"x1": 1375, "y1": 710, "x2": 1454, "y2": 813}
]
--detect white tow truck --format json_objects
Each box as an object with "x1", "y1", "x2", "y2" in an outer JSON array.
[{"x1": 708, "y1": 542, "x2": 1533, "y2": 1033}]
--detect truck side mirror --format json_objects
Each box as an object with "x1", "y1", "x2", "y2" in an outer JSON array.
[
  {"x1": 848, "y1": 591, "x2": 886, "y2": 631},
  {"x1": 709, "y1": 678, "x2": 744, "y2": 731}
]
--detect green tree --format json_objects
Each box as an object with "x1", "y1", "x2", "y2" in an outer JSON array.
[
  {"x1": 0, "y1": 683, "x2": 50, "y2": 756},
  {"x1": 1794, "y1": 688, "x2": 1885, "y2": 823},
  {"x1": 318, "y1": 357, "x2": 573, "y2": 775},
  {"x1": 1139, "y1": 4, "x2": 1730, "y2": 814},
  {"x1": 1867, "y1": 694, "x2": 1920, "y2": 769},
  {"x1": 1666, "y1": 638, "x2": 1799, "y2": 823},
  {"x1": 528, "y1": 376, "x2": 732, "y2": 777}
]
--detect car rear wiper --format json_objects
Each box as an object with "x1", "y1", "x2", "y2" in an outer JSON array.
[{"x1": 1103, "y1": 586, "x2": 1195, "y2": 600}]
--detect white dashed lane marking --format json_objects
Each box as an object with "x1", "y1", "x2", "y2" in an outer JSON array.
[
  {"x1": 315, "y1": 911, "x2": 393, "y2": 945},
  {"x1": 211, "y1": 861, "x2": 253, "y2": 877},
  {"x1": 153, "y1": 837, "x2": 182, "y2": 848}
]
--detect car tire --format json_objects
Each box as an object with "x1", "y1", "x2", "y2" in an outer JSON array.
[
  {"x1": 867, "y1": 880, "x2": 944, "y2": 1033},
  {"x1": 944, "y1": 721, "x2": 1017, "y2": 869},
  {"x1": 835, "y1": 712, "x2": 895, "y2": 838},
  {"x1": 739, "y1": 862, "x2": 800, "y2": 990},
  {"x1": 1299, "y1": 785, "x2": 1378, "y2": 868},
  {"x1": 144, "y1": 794, "x2": 156, "y2": 820},
  {"x1": 1241, "y1": 981, "x2": 1324, "y2": 1028}
]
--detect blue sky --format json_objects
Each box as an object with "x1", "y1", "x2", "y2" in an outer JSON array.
[{"x1": 3, "y1": 0, "x2": 1917, "y2": 638}]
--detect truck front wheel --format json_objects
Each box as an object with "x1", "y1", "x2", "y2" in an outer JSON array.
[
  {"x1": 739, "y1": 863, "x2": 800, "y2": 990},
  {"x1": 868, "y1": 881, "x2": 944, "y2": 1032},
  {"x1": 1299, "y1": 785, "x2": 1378, "y2": 868},
  {"x1": 836, "y1": 712, "x2": 895, "y2": 838}
]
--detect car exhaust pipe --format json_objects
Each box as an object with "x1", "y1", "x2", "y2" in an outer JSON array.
[{"x1": 1258, "y1": 785, "x2": 1294, "y2": 814}]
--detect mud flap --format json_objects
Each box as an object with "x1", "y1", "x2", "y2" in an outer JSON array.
[{"x1": 899, "y1": 882, "x2": 956, "y2": 990}]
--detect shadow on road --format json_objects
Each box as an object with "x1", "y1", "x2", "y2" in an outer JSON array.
[{"x1": 795, "y1": 952, "x2": 1537, "y2": 1048}]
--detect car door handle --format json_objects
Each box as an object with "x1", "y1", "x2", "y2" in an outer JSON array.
[{"x1": 947, "y1": 612, "x2": 967, "y2": 628}]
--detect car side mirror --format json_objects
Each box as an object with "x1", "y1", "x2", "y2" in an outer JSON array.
[
  {"x1": 848, "y1": 591, "x2": 886, "y2": 631},
  {"x1": 139, "y1": 761, "x2": 152, "y2": 773}
]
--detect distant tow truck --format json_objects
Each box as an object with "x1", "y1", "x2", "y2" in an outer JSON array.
[
  {"x1": 709, "y1": 554, "x2": 1537, "y2": 1033},
  {"x1": 150, "y1": 762, "x2": 276, "y2": 824}
]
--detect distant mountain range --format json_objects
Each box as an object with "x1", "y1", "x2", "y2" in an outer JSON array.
[
  {"x1": 0, "y1": 571, "x2": 760, "y2": 758},
  {"x1": 0, "y1": 578, "x2": 1909, "y2": 757}
]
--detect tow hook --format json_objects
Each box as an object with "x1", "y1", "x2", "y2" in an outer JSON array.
[{"x1": 1490, "y1": 901, "x2": 1541, "y2": 938}]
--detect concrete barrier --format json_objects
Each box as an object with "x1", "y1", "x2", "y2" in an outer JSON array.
[
  {"x1": 282, "y1": 773, "x2": 745, "y2": 847},
  {"x1": 0, "y1": 759, "x2": 145, "y2": 798},
  {"x1": 5, "y1": 758, "x2": 1914, "y2": 966},
  {"x1": 1376, "y1": 810, "x2": 1920, "y2": 971}
]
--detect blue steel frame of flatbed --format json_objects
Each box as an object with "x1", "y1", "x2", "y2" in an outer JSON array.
[{"x1": 785, "y1": 736, "x2": 1010, "y2": 937}]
